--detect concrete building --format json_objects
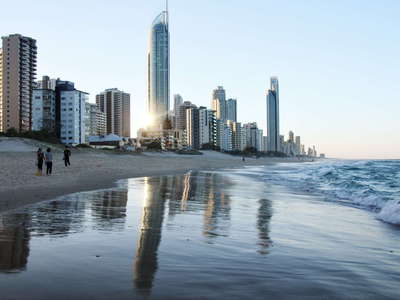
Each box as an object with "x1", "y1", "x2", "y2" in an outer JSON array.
[
  {"x1": 198, "y1": 107, "x2": 210, "y2": 147},
  {"x1": 32, "y1": 88, "x2": 56, "y2": 132},
  {"x1": 87, "y1": 103, "x2": 106, "y2": 136},
  {"x1": 226, "y1": 98, "x2": 237, "y2": 122},
  {"x1": 228, "y1": 121, "x2": 242, "y2": 151},
  {"x1": 186, "y1": 106, "x2": 210, "y2": 150},
  {"x1": 173, "y1": 94, "x2": 183, "y2": 117},
  {"x1": 211, "y1": 86, "x2": 226, "y2": 120},
  {"x1": 266, "y1": 77, "x2": 280, "y2": 152},
  {"x1": 59, "y1": 87, "x2": 89, "y2": 145},
  {"x1": 295, "y1": 136, "x2": 301, "y2": 155},
  {"x1": 175, "y1": 101, "x2": 196, "y2": 131},
  {"x1": 243, "y1": 122, "x2": 258, "y2": 149},
  {"x1": 256, "y1": 129, "x2": 263, "y2": 152},
  {"x1": 0, "y1": 34, "x2": 37, "y2": 132},
  {"x1": 207, "y1": 109, "x2": 218, "y2": 148},
  {"x1": 96, "y1": 88, "x2": 131, "y2": 137},
  {"x1": 263, "y1": 136, "x2": 268, "y2": 152},
  {"x1": 148, "y1": 9, "x2": 170, "y2": 129},
  {"x1": 186, "y1": 107, "x2": 199, "y2": 149}
]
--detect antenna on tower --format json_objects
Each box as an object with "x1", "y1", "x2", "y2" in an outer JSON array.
[{"x1": 166, "y1": 0, "x2": 169, "y2": 27}]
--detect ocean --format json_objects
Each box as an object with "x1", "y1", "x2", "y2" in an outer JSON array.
[
  {"x1": 0, "y1": 160, "x2": 399, "y2": 299},
  {"x1": 238, "y1": 159, "x2": 400, "y2": 225}
]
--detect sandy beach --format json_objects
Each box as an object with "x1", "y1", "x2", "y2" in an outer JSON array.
[{"x1": 0, "y1": 137, "x2": 301, "y2": 212}]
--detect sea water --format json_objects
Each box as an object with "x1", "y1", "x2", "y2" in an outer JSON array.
[{"x1": 235, "y1": 159, "x2": 400, "y2": 225}]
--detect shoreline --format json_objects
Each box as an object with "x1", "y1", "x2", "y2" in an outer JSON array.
[{"x1": 0, "y1": 149, "x2": 309, "y2": 213}]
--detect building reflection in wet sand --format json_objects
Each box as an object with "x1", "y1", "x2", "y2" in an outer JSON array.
[
  {"x1": 167, "y1": 172, "x2": 232, "y2": 239},
  {"x1": 134, "y1": 177, "x2": 169, "y2": 295},
  {"x1": 0, "y1": 213, "x2": 31, "y2": 273},
  {"x1": 133, "y1": 172, "x2": 236, "y2": 294},
  {"x1": 90, "y1": 190, "x2": 128, "y2": 231},
  {"x1": 257, "y1": 198, "x2": 273, "y2": 254}
]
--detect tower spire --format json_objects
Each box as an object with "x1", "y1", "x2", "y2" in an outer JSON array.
[{"x1": 166, "y1": 0, "x2": 169, "y2": 27}]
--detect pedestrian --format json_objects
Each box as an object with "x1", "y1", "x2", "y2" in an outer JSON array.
[
  {"x1": 36, "y1": 148, "x2": 44, "y2": 176},
  {"x1": 63, "y1": 146, "x2": 71, "y2": 167},
  {"x1": 44, "y1": 148, "x2": 53, "y2": 175},
  {"x1": 242, "y1": 156, "x2": 245, "y2": 162}
]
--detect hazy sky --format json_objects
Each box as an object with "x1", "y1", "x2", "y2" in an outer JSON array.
[{"x1": 1, "y1": 0, "x2": 399, "y2": 159}]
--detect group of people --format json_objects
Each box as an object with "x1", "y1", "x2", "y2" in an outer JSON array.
[{"x1": 36, "y1": 146, "x2": 71, "y2": 176}]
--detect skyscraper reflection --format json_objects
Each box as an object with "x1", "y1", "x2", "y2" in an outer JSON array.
[
  {"x1": 257, "y1": 198, "x2": 272, "y2": 254},
  {"x1": 90, "y1": 190, "x2": 129, "y2": 231},
  {"x1": 133, "y1": 177, "x2": 169, "y2": 295},
  {"x1": 0, "y1": 213, "x2": 31, "y2": 273}
]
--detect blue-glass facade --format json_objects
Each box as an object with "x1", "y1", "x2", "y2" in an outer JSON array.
[
  {"x1": 148, "y1": 11, "x2": 169, "y2": 128},
  {"x1": 267, "y1": 77, "x2": 279, "y2": 152}
]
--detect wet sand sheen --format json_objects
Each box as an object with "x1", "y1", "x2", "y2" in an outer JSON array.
[{"x1": 0, "y1": 169, "x2": 399, "y2": 299}]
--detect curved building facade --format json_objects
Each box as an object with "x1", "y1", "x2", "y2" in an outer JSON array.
[{"x1": 148, "y1": 11, "x2": 170, "y2": 129}]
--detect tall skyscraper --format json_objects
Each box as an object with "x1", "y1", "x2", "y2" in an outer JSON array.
[
  {"x1": 148, "y1": 6, "x2": 170, "y2": 129},
  {"x1": 0, "y1": 34, "x2": 37, "y2": 132},
  {"x1": 96, "y1": 88, "x2": 131, "y2": 137},
  {"x1": 226, "y1": 98, "x2": 237, "y2": 122},
  {"x1": 266, "y1": 77, "x2": 280, "y2": 152},
  {"x1": 211, "y1": 86, "x2": 226, "y2": 120}
]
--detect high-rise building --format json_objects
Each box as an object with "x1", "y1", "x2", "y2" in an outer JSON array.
[
  {"x1": 186, "y1": 107, "x2": 199, "y2": 150},
  {"x1": 0, "y1": 34, "x2": 37, "y2": 132},
  {"x1": 32, "y1": 88, "x2": 56, "y2": 132},
  {"x1": 175, "y1": 101, "x2": 196, "y2": 131},
  {"x1": 288, "y1": 130, "x2": 294, "y2": 143},
  {"x1": 173, "y1": 94, "x2": 183, "y2": 118},
  {"x1": 295, "y1": 136, "x2": 301, "y2": 155},
  {"x1": 172, "y1": 94, "x2": 183, "y2": 129},
  {"x1": 86, "y1": 103, "x2": 106, "y2": 137},
  {"x1": 60, "y1": 90, "x2": 88, "y2": 144},
  {"x1": 228, "y1": 121, "x2": 242, "y2": 151},
  {"x1": 226, "y1": 98, "x2": 237, "y2": 122},
  {"x1": 148, "y1": 8, "x2": 169, "y2": 129},
  {"x1": 198, "y1": 107, "x2": 210, "y2": 147},
  {"x1": 186, "y1": 106, "x2": 210, "y2": 150},
  {"x1": 96, "y1": 88, "x2": 131, "y2": 137},
  {"x1": 211, "y1": 86, "x2": 226, "y2": 120},
  {"x1": 207, "y1": 109, "x2": 217, "y2": 148},
  {"x1": 266, "y1": 77, "x2": 280, "y2": 152}
]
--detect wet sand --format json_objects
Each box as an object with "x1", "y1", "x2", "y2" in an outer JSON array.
[{"x1": 0, "y1": 148, "x2": 300, "y2": 213}]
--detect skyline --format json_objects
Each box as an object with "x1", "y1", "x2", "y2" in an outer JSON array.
[{"x1": 1, "y1": 0, "x2": 399, "y2": 158}]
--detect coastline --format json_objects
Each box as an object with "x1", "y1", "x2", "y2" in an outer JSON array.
[{"x1": 0, "y1": 149, "x2": 308, "y2": 213}]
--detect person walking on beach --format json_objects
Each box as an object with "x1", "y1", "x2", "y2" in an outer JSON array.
[
  {"x1": 36, "y1": 148, "x2": 44, "y2": 176},
  {"x1": 63, "y1": 146, "x2": 71, "y2": 167},
  {"x1": 44, "y1": 148, "x2": 53, "y2": 175}
]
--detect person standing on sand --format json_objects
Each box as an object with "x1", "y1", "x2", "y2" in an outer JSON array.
[
  {"x1": 63, "y1": 146, "x2": 71, "y2": 167},
  {"x1": 36, "y1": 148, "x2": 44, "y2": 176},
  {"x1": 44, "y1": 148, "x2": 53, "y2": 175}
]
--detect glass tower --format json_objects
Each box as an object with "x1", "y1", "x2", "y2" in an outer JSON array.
[
  {"x1": 148, "y1": 9, "x2": 170, "y2": 129},
  {"x1": 266, "y1": 77, "x2": 280, "y2": 152}
]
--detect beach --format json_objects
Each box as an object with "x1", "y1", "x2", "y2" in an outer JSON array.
[
  {"x1": 0, "y1": 137, "x2": 299, "y2": 212},
  {"x1": 0, "y1": 164, "x2": 399, "y2": 299}
]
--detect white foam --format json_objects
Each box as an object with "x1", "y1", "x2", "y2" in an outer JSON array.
[{"x1": 377, "y1": 200, "x2": 400, "y2": 225}]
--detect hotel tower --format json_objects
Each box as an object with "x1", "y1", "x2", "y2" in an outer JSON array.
[
  {"x1": 148, "y1": 3, "x2": 170, "y2": 129},
  {"x1": 266, "y1": 77, "x2": 280, "y2": 152}
]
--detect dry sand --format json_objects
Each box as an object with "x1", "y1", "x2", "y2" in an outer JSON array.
[{"x1": 0, "y1": 137, "x2": 304, "y2": 212}]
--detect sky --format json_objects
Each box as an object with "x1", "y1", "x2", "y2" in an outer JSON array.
[{"x1": 1, "y1": 0, "x2": 399, "y2": 159}]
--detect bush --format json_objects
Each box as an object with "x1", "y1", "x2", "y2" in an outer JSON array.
[
  {"x1": 3, "y1": 128, "x2": 60, "y2": 144},
  {"x1": 147, "y1": 140, "x2": 162, "y2": 150}
]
